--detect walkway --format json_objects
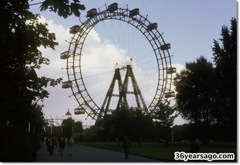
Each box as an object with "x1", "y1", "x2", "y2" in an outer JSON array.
[{"x1": 35, "y1": 142, "x2": 158, "y2": 162}]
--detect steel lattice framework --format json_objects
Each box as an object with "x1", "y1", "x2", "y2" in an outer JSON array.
[{"x1": 62, "y1": 3, "x2": 176, "y2": 120}]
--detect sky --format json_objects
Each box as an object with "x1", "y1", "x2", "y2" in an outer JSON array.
[{"x1": 30, "y1": 0, "x2": 237, "y2": 126}]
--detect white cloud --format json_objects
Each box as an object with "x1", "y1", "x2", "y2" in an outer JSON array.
[
  {"x1": 172, "y1": 63, "x2": 185, "y2": 74},
  {"x1": 36, "y1": 16, "x2": 71, "y2": 79}
]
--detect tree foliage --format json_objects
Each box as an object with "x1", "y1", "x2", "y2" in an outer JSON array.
[
  {"x1": 40, "y1": 0, "x2": 86, "y2": 18},
  {"x1": 0, "y1": 0, "x2": 85, "y2": 161},
  {"x1": 174, "y1": 18, "x2": 237, "y2": 141},
  {"x1": 153, "y1": 102, "x2": 177, "y2": 143},
  {"x1": 175, "y1": 56, "x2": 217, "y2": 125},
  {"x1": 212, "y1": 18, "x2": 237, "y2": 129},
  {"x1": 62, "y1": 118, "x2": 75, "y2": 138},
  {"x1": 83, "y1": 105, "x2": 178, "y2": 143},
  {"x1": 94, "y1": 109, "x2": 154, "y2": 141},
  {"x1": 75, "y1": 121, "x2": 84, "y2": 134},
  {"x1": 154, "y1": 102, "x2": 177, "y2": 128}
]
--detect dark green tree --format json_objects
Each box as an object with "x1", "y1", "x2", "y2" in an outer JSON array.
[
  {"x1": 94, "y1": 108, "x2": 154, "y2": 142},
  {"x1": 212, "y1": 18, "x2": 237, "y2": 139},
  {"x1": 112, "y1": 109, "x2": 133, "y2": 140},
  {"x1": 74, "y1": 121, "x2": 83, "y2": 134},
  {"x1": 174, "y1": 56, "x2": 217, "y2": 142},
  {"x1": 62, "y1": 118, "x2": 75, "y2": 138},
  {"x1": 0, "y1": 0, "x2": 85, "y2": 161},
  {"x1": 28, "y1": 103, "x2": 46, "y2": 134},
  {"x1": 132, "y1": 109, "x2": 154, "y2": 143},
  {"x1": 40, "y1": 0, "x2": 86, "y2": 18},
  {"x1": 153, "y1": 102, "x2": 177, "y2": 145},
  {"x1": 111, "y1": 109, "x2": 154, "y2": 141},
  {"x1": 95, "y1": 114, "x2": 115, "y2": 141}
]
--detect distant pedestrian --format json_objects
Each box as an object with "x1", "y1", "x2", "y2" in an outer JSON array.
[
  {"x1": 59, "y1": 137, "x2": 66, "y2": 156},
  {"x1": 116, "y1": 137, "x2": 120, "y2": 146},
  {"x1": 47, "y1": 136, "x2": 57, "y2": 156},
  {"x1": 122, "y1": 136, "x2": 131, "y2": 160},
  {"x1": 68, "y1": 136, "x2": 74, "y2": 156},
  {"x1": 46, "y1": 137, "x2": 51, "y2": 153}
]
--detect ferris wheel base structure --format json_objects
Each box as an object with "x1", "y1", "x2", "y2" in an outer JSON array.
[
  {"x1": 60, "y1": 3, "x2": 176, "y2": 120},
  {"x1": 101, "y1": 60, "x2": 148, "y2": 116}
]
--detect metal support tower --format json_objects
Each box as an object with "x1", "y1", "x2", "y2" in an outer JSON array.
[
  {"x1": 101, "y1": 61, "x2": 147, "y2": 116},
  {"x1": 117, "y1": 64, "x2": 147, "y2": 113},
  {"x1": 101, "y1": 67, "x2": 123, "y2": 116}
]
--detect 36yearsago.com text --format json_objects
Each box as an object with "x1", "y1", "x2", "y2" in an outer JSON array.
[{"x1": 174, "y1": 151, "x2": 235, "y2": 162}]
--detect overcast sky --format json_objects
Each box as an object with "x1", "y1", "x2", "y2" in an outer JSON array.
[{"x1": 30, "y1": 0, "x2": 237, "y2": 126}]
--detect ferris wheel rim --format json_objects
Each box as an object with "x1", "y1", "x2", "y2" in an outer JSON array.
[{"x1": 66, "y1": 5, "x2": 174, "y2": 119}]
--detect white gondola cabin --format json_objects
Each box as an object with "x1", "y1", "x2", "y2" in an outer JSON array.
[
  {"x1": 165, "y1": 91, "x2": 175, "y2": 98},
  {"x1": 86, "y1": 8, "x2": 97, "y2": 18},
  {"x1": 107, "y1": 3, "x2": 118, "y2": 12},
  {"x1": 147, "y1": 23, "x2": 158, "y2": 31},
  {"x1": 166, "y1": 67, "x2": 176, "y2": 74},
  {"x1": 129, "y1": 8, "x2": 139, "y2": 17},
  {"x1": 60, "y1": 51, "x2": 70, "y2": 59},
  {"x1": 74, "y1": 108, "x2": 85, "y2": 115},
  {"x1": 62, "y1": 81, "x2": 72, "y2": 88},
  {"x1": 69, "y1": 25, "x2": 81, "y2": 34},
  {"x1": 160, "y1": 43, "x2": 171, "y2": 50}
]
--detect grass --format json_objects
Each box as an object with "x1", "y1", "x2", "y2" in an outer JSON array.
[{"x1": 78, "y1": 141, "x2": 237, "y2": 162}]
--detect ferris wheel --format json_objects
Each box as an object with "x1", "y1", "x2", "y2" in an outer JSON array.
[{"x1": 61, "y1": 3, "x2": 176, "y2": 120}]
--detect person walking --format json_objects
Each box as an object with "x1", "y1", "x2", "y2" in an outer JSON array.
[
  {"x1": 122, "y1": 136, "x2": 131, "y2": 160},
  {"x1": 47, "y1": 136, "x2": 57, "y2": 156},
  {"x1": 68, "y1": 136, "x2": 74, "y2": 156},
  {"x1": 59, "y1": 137, "x2": 66, "y2": 156}
]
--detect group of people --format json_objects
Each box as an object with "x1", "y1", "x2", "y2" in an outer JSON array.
[
  {"x1": 46, "y1": 136, "x2": 74, "y2": 156},
  {"x1": 45, "y1": 135, "x2": 132, "y2": 160}
]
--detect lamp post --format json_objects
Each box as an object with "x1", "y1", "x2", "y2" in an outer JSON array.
[{"x1": 62, "y1": 123, "x2": 64, "y2": 135}]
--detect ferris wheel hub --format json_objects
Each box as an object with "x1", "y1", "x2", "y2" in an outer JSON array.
[{"x1": 115, "y1": 58, "x2": 133, "y2": 70}]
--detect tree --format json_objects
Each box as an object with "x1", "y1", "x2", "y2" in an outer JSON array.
[
  {"x1": 74, "y1": 121, "x2": 83, "y2": 134},
  {"x1": 0, "y1": 0, "x2": 85, "y2": 161},
  {"x1": 131, "y1": 109, "x2": 154, "y2": 143},
  {"x1": 153, "y1": 102, "x2": 177, "y2": 145},
  {"x1": 94, "y1": 108, "x2": 154, "y2": 142},
  {"x1": 40, "y1": 0, "x2": 86, "y2": 18},
  {"x1": 212, "y1": 18, "x2": 237, "y2": 138},
  {"x1": 95, "y1": 114, "x2": 115, "y2": 141},
  {"x1": 174, "y1": 56, "x2": 217, "y2": 142},
  {"x1": 62, "y1": 118, "x2": 75, "y2": 138},
  {"x1": 28, "y1": 103, "x2": 46, "y2": 134},
  {"x1": 102, "y1": 109, "x2": 135, "y2": 140}
]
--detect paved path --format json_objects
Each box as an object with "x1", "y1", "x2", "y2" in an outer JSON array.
[{"x1": 35, "y1": 142, "x2": 159, "y2": 162}]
